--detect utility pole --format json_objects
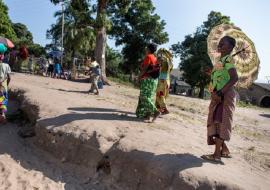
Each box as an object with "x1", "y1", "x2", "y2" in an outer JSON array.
[{"x1": 61, "y1": 1, "x2": 65, "y2": 66}]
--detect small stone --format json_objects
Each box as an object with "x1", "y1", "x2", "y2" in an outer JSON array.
[{"x1": 61, "y1": 157, "x2": 66, "y2": 163}]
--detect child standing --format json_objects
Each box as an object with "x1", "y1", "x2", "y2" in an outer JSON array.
[{"x1": 89, "y1": 58, "x2": 100, "y2": 95}]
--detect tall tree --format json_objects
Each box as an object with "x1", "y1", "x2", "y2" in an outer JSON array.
[
  {"x1": 106, "y1": 46, "x2": 123, "y2": 76},
  {"x1": 12, "y1": 23, "x2": 34, "y2": 45},
  {"x1": 108, "y1": 0, "x2": 168, "y2": 77},
  {"x1": 49, "y1": 0, "x2": 168, "y2": 81},
  {"x1": 171, "y1": 11, "x2": 231, "y2": 98},
  {"x1": 28, "y1": 43, "x2": 46, "y2": 57},
  {"x1": 50, "y1": 0, "x2": 108, "y2": 79},
  {"x1": 0, "y1": 0, "x2": 17, "y2": 41},
  {"x1": 94, "y1": 0, "x2": 109, "y2": 81},
  {"x1": 48, "y1": 0, "x2": 95, "y2": 59}
]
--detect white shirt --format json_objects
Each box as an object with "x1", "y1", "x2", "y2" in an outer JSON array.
[{"x1": 0, "y1": 62, "x2": 11, "y2": 90}]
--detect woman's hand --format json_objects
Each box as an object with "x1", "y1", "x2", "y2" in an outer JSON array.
[{"x1": 211, "y1": 92, "x2": 221, "y2": 102}]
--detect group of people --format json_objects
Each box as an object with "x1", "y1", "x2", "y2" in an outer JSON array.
[
  {"x1": 29, "y1": 56, "x2": 68, "y2": 79},
  {"x1": 1, "y1": 35, "x2": 239, "y2": 163},
  {"x1": 135, "y1": 44, "x2": 173, "y2": 123},
  {"x1": 136, "y1": 36, "x2": 238, "y2": 163},
  {"x1": 45, "y1": 57, "x2": 66, "y2": 79}
]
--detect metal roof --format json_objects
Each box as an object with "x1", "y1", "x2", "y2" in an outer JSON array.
[{"x1": 254, "y1": 83, "x2": 270, "y2": 91}]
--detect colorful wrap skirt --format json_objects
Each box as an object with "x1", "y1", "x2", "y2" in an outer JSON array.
[
  {"x1": 207, "y1": 88, "x2": 236, "y2": 144},
  {"x1": 156, "y1": 79, "x2": 170, "y2": 113},
  {"x1": 0, "y1": 88, "x2": 8, "y2": 113},
  {"x1": 136, "y1": 78, "x2": 158, "y2": 118}
]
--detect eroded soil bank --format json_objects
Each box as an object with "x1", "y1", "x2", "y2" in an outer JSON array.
[{"x1": 1, "y1": 73, "x2": 269, "y2": 190}]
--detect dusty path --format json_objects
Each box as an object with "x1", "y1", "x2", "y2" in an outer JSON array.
[{"x1": 1, "y1": 73, "x2": 269, "y2": 190}]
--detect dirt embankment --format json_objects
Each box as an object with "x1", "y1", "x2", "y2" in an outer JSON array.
[{"x1": 2, "y1": 73, "x2": 270, "y2": 190}]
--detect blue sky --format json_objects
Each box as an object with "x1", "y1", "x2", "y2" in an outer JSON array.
[{"x1": 4, "y1": 0, "x2": 270, "y2": 82}]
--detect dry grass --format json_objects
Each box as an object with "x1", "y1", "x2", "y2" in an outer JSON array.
[{"x1": 243, "y1": 147, "x2": 270, "y2": 171}]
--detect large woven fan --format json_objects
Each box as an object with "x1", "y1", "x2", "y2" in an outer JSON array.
[
  {"x1": 207, "y1": 24, "x2": 260, "y2": 88},
  {"x1": 157, "y1": 48, "x2": 173, "y2": 71}
]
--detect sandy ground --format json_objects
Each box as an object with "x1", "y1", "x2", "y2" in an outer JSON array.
[
  {"x1": 1, "y1": 73, "x2": 270, "y2": 190},
  {"x1": 0, "y1": 123, "x2": 111, "y2": 190}
]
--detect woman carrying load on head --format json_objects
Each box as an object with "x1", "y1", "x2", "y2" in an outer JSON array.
[
  {"x1": 136, "y1": 43, "x2": 160, "y2": 123},
  {"x1": 202, "y1": 36, "x2": 239, "y2": 163},
  {"x1": 155, "y1": 48, "x2": 173, "y2": 115}
]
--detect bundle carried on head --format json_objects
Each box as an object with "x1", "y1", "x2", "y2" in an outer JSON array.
[
  {"x1": 157, "y1": 48, "x2": 173, "y2": 63},
  {"x1": 157, "y1": 48, "x2": 173, "y2": 72},
  {"x1": 0, "y1": 43, "x2": 7, "y2": 54}
]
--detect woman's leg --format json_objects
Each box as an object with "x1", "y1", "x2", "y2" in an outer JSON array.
[
  {"x1": 93, "y1": 76, "x2": 99, "y2": 95},
  {"x1": 136, "y1": 79, "x2": 158, "y2": 119},
  {"x1": 214, "y1": 137, "x2": 223, "y2": 159},
  {"x1": 222, "y1": 142, "x2": 230, "y2": 155}
]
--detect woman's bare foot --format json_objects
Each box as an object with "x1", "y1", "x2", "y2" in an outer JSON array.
[
  {"x1": 143, "y1": 115, "x2": 151, "y2": 123},
  {"x1": 221, "y1": 142, "x2": 232, "y2": 158}
]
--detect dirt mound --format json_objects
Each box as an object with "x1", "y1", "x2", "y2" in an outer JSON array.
[{"x1": 4, "y1": 73, "x2": 270, "y2": 190}]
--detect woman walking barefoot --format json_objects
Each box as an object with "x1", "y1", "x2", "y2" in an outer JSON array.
[{"x1": 202, "y1": 36, "x2": 239, "y2": 163}]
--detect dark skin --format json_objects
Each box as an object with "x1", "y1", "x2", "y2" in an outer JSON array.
[
  {"x1": 138, "y1": 48, "x2": 160, "y2": 122},
  {"x1": 210, "y1": 38, "x2": 239, "y2": 159},
  {"x1": 138, "y1": 48, "x2": 152, "y2": 81}
]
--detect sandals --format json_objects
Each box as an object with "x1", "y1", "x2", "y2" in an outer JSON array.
[
  {"x1": 201, "y1": 154, "x2": 223, "y2": 164},
  {"x1": 221, "y1": 153, "x2": 232, "y2": 158}
]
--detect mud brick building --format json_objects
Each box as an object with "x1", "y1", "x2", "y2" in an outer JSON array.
[{"x1": 238, "y1": 83, "x2": 270, "y2": 107}]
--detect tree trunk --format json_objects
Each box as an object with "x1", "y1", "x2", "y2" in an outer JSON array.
[
  {"x1": 198, "y1": 85, "x2": 205, "y2": 99},
  {"x1": 95, "y1": 26, "x2": 108, "y2": 84},
  {"x1": 94, "y1": 0, "x2": 109, "y2": 85}
]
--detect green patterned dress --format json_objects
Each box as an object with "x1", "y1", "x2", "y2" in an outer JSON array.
[
  {"x1": 136, "y1": 78, "x2": 158, "y2": 118},
  {"x1": 136, "y1": 54, "x2": 158, "y2": 118}
]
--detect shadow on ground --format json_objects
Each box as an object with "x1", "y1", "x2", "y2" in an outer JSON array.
[
  {"x1": 57, "y1": 88, "x2": 90, "y2": 94},
  {"x1": 68, "y1": 107, "x2": 134, "y2": 115},
  {"x1": 0, "y1": 125, "x2": 209, "y2": 190},
  {"x1": 259, "y1": 114, "x2": 270, "y2": 118},
  {"x1": 39, "y1": 106, "x2": 139, "y2": 128}
]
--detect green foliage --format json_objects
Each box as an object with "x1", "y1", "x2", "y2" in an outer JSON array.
[
  {"x1": 47, "y1": 0, "x2": 96, "y2": 59},
  {"x1": 106, "y1": 47, "x2": 123, "y2": 76},
  {"x1": 12, "y1": 23, "x2": 33, "y2": 45},
  {"x1": 11, "y1": 22, "x2": 45, "y2": 56},
  {"x1": 49, "y1": 0, "x2": 168, "y2": 75},
  {"x1": 0, "y1": 1, "x2": 45, "y2": 58},
  {"x1": 237, "y1": 101, "x2": 253, "y2": 108},
  {"x1": 0, "y1": 0, "x2": 17, "y2": 41},
  {"x1": 107, "y1": 75, "x2": 135, "y2": 88},
  {"x1": 28, "y1": 44, "x2": 46, "y2": 57},
  {"x1": 108, "y1": 0, "x2": 169, "y2": 74},
  {"x1": 171, "y1": 11, "x2": 232, "y2": 98}
]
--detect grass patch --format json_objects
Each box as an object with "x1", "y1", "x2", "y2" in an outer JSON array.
[
  {"x1": 237, "y1": 101, "x2": 256, "y2": 108},
  {"x1": 237, "y1": 101, "x2": 270, "y2": 112},
  {"x1": 108, "y1": 76, "x2": 136, "y2": 88},
  {"x1": 233, "y1": 124, "x2": 267, "y2": 141}
]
